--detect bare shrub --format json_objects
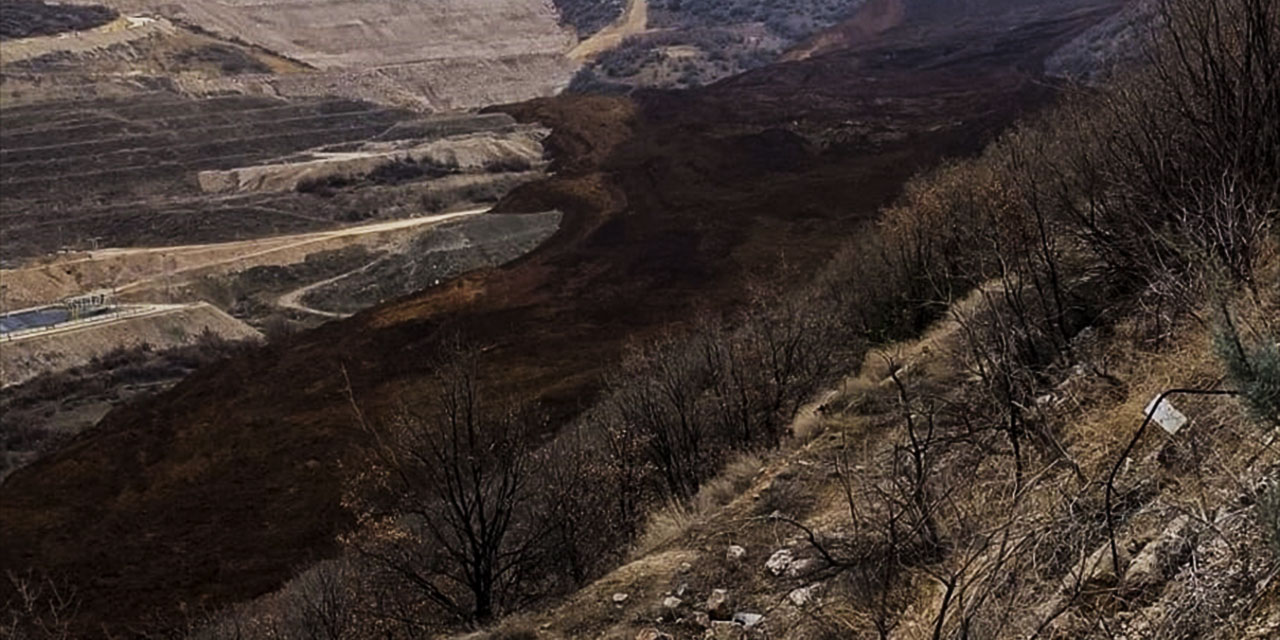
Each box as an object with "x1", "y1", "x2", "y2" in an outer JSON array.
[
  {"x1": 1027, "y1": 0, "x2": 1280, "y2": 303},
  {"x1": 1214, "y1": 309, "x2": 1280, "y2": 428},
  {"x1": 606, "y1": 332, "x2": 712, "y2": 500},
  {"x1": 529, "y1": 425, "x2": 633, "y2": 586},
  {"x1": 1, "y1": 571, "x2": 78, "y2": 640}
]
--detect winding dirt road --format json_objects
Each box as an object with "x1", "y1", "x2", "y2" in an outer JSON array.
[
  {"x1": 107, "y1": 208, "x2": 485, "y2": 293},
  {"x1": 275, "y1": 256, "x2": 388, "y2": 319}
]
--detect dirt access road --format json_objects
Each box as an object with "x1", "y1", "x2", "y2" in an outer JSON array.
[
  {"x1": 2, "y1": 209, "x2": 487, "y2": 308},
  {"x1": 111, "y1": 207, "x2": 486, "y2": 294},
  {"x1": 276, "y1": 257, "x2": 386, "y2": 319},
  {"x1": 97, "y1": 209, "x2": 484, "y2": 265},
  {"x1": 569, "y1": 0, "x2": 648, "y2": 61}
]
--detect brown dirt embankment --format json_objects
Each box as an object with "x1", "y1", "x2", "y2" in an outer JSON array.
[{"x1": 0, "y1": 2, "x2": 1123, "y2": 635}]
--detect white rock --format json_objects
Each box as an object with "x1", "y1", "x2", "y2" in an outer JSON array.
[
  {"x1": 612, "y1": 592, "x2": 630, "y2": 604},
  {"x1": 766, "y1": 548, "x2": 794, "y2": 576},
  {"x1": 786, "y1": 557, "x2": 818, "y2": 577},
  {"x1": 789, "y1": 584, "x2": 819, "y2": 607},
  {"x1": 1121, "y1": 515, "x2": 1194, "y2": 596},
  {"x1": 733, "y1": 612, "x2": 763, "y2": 628},
  {"x1": 705, "y1": 588, "x2": 731, "y2": 618},
  {"x1": 663, "y1": 596, "x2": 683, "y2": 609},
  {"x1": 726, "y1": 544, "x2": 747, "y2": 561}
]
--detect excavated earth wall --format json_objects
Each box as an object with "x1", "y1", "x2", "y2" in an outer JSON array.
[
  {"x1": 197, "y1": 127, "x2": 549, "y2": 194},
  {"x1": 67, "y1": 0, "x2": 582, "y2": 109}
]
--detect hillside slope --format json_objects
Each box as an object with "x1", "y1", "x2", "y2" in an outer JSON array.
[
  {"x1": 494, "y1": 277, "x2": 1279, "y2": 639},
  {"x1": 0, "y1": 0, "x2": 1123, "y2": 636}
]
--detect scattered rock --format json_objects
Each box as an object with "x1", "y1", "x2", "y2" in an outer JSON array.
[
  {"x1": 636, "y1": 629, "x2": 673, "y2": 640},
  {"x1": 691, "y1": 611, "x2": 712, "y2": 629},
  {"x1": 1068, "y1": 540, "x2": 1131, "y2": 593},
  {"x1": 705, "y1": 588, "x2": 732, "y2": 619},
  {"x1": 766, "y1": 548, "x2": 794, "y2": 576},
  {"x1": 679, "y1": 561, "x2": 694, "y2": 573},
  {"x1": 663, "y1": 596, "x2": 684, "y2": 610},
  {"x1": 788, "y1": 584, "x2": 819, "y2": 607},
  {"x1": 1121, "y1": 515, "x2": 1195, "y2": 598},
  {"x1": 613, "y1": 592, "x2": 630, "y2": 605},
  {"x1": 786, "y1": 557, "x2": 818, "y2": 578},
  {"x1": 733, "y1": 612, "x2": 763, "y2": 628},
  {"x1": 676, "y1": 582, "x2": 689, "y2": 597},
  {"x1": 704, "y1": 621, "x2": 746, "y2": 640},
  {"x1": 726, "y1": 544, "x2": 747, "y2": 562}
]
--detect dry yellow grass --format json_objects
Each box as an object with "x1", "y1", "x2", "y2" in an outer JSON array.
[{"x1": 530, "y1": 250, "x2": 1280, "y2": 639}]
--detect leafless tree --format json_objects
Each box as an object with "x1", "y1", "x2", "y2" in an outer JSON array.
[
  {"x1": 1, "y1": 571, "x2": 78, "y2": 640},
  {"x1": 530, "y1": 424, "x2": 630, "y2": 586},
  {"x1": 345, "y1": 345, "x2": 540, "y2": 625},
  {"x1": 694, "y1": 291, "x2": 838, "y2": 451},
  {"x1": 607, "y1": 333, "x2": 711, "y2": 499},
  {"x1": 288, "y1": 560, "x2": 358, "y2": 640}
]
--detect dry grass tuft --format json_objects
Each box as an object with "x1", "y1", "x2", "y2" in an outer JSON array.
[{"x1": 633, "y1": 452, "x2": 765, "y2": 556}]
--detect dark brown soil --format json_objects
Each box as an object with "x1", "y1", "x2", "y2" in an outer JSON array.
[{"x1": 0, "y1": 1, "x2": 1122, "y2": 635}]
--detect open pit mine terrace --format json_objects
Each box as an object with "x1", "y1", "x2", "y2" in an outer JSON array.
[{"x1": 0, "y1": 88, "x2": 563, "y2": 387}]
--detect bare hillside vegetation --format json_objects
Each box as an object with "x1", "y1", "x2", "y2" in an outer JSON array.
[
  {"x1": 555, "y1": 0, "x2": 627, "y2": 37},
  {"x1": 93, "y1": 0, "x2": 1278, "y2": 637},
  {"x1": 0, "y1": 0, "x2": 115, "y2": 40}
]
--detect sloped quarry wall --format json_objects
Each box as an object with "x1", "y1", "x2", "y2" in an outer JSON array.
[
  {"x1": 197, "y1": 127, "x2": 549, "y2": 194},
  {"x1": 73, "y1": 0, "x2": 581, "y2": 108}
]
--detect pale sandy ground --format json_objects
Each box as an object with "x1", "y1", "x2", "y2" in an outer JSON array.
[
  {"x1": 569, "y1": 0, "x2": 649, "y2": 62},
  {"x1": 0, "y1": 15, "x2": 175, "y2": 65}
]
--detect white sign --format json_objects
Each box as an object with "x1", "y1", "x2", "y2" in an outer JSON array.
[{"x1": 1145, "y1": 396, "x2": 1189, "y2": 435}]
